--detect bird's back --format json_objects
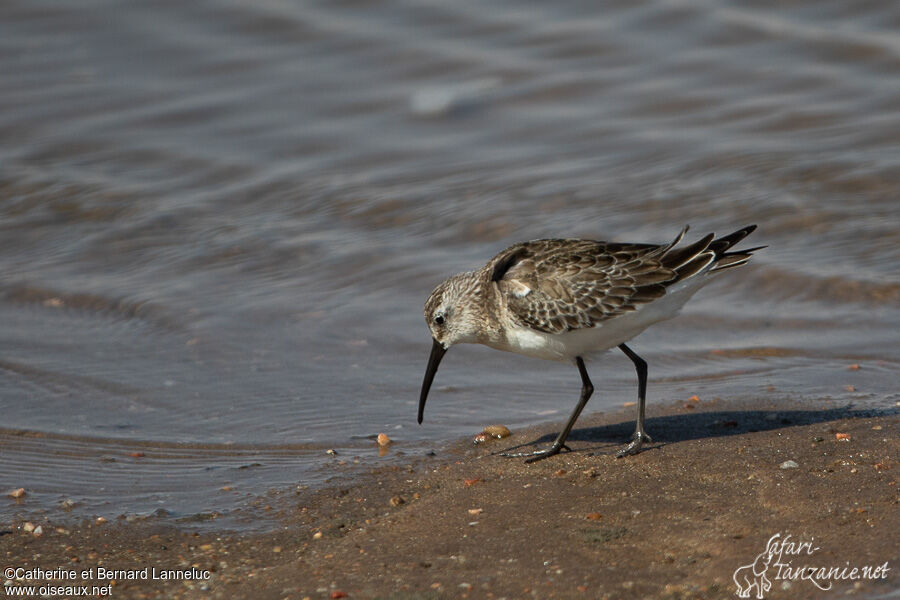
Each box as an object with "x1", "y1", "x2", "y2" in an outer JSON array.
[{"x1": 484, "y1": 226, "x2": 761, "y2": 342}]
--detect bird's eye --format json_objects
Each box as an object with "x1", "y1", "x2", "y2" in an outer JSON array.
[{"x1": 434, "y1": 314, "x2": 445, "y2": 325}]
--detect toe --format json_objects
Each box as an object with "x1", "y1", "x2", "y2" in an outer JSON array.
[{"x1": 616, "y1": 441, "x2": 642, "y2": 458}]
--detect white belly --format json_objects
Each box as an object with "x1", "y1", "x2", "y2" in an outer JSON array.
[{"x1": 488, "y1": 277, "x2": 709, "y2": 361}]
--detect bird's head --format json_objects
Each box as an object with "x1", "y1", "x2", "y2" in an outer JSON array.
[
  {"x1": 419, "y1": 272, "x2": 484, "y2": 424},
  {"x1": 424, "y1": 272, "x2": 485, "y2": 348}
]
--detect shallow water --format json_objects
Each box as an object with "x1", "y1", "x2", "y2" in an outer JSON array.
[{"x1": 1, "y1": 0, "x2": 898, "y2": 529}]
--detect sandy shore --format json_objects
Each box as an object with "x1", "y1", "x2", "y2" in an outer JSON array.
[{"x1": 4, "y1": 399, "x2": 896, "y2": 599}]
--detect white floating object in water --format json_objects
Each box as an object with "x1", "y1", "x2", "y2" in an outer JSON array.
[{"x1": 410, "y1": 78, "x2": 501, "y2": 118}]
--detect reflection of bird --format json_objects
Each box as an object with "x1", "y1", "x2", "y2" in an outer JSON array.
[{"x1": 419, "y1": 225, "x2": 763, "y2": 462}]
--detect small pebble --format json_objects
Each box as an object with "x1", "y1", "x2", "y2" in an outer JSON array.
[
  {"x1": 554, "y1": 469, "x2": 567, "y2": 476},
  {"x1": 848, "y1": 363, "x2": 860, "y2": 370},
  {"x1": 129, "y1": 451, "x2": 145, "y2": 458},
  {"x1": 585, "y1": 512, "x2": 602, "y2": 520},
  {"x1": 835, "y1": 433, "x2": 851, "y2": 441},
  {"x1": 95, "y1": 517, "x2": 107, "y2": 525},
  {"x1": 850, "y1": 468, "x2": 858, "y2": 474},
  {"x1": 688, "y1": 395, "x2": 701, "y2": 402},
  {"x1": 872, "y1": 425, "x2": 882, "y2": 430},
  {"x1": 376, "y1": 433, "x2": 391, "y2": 446},
  {"x1": 22, "y1": 522, "x2": 35, "y2": 532},
  {"x1": 482, "y1": 425, "x2": 511, "y2": 439},
  {"x1": 623, "y1": 401, "x2": 636, "y2": 407},
  {"x1": 9, "y1": 488, "x2": 26, "y2": 499},
  {"x1": 313, "y1": 531, "x2": 323, "y2": 539},
  {"x1": 472, "y1": 433, "x2": 489, "y2": 445},
  {"x1": 780, "y1": 460, "x2": 799, "y2": 469},
  {"x1": 468, "y1": 508, "x2": 483, "y2": 515},
  {"x1": 330, "y1": 591, "x2": 348, "y2": 599},
  {"x1": 326, "y1": 449, "x2": 337, "y2": 456},
  {"x1": 389, "y1": 495, "x2": 405, "y2": 507},
  {"x1": 273, "y1": 546, "x2": 282, "y2": 553},
  {"x1": 32, "y1": 526, "x2": 43, "y2": 536},
  {"x1": 464, "y1": 478, "x2": 482, "y2": 487}
]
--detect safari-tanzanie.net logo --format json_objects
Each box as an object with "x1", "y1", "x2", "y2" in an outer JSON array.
[{"x1": 732, "y1": 533, "x2": 890, "y2": 598}]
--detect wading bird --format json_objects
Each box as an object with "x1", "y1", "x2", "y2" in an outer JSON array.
[{"x1": 419, "y1": 225, "x2": 762, "y2": 462}]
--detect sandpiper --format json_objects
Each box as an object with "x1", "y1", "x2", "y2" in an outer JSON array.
[{"x1": 419, "y1": 225, "x2": 763, "y2": 462}]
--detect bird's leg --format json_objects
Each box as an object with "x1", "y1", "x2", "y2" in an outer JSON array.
[
  {"x1": 616, "y1": 343, "x2": 652, "y2": 457},
  {"x1": 500, "y1": 356, "x2": 593, "y2": 463}
]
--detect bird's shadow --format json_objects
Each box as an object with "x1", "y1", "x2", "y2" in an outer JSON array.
[{"x1": 494, "y1": 405, "x2": 895, "y2": 457}]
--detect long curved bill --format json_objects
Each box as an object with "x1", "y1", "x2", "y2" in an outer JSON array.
[{"x1": 418, "y1": 338, "x2": 447, "y2": 424}]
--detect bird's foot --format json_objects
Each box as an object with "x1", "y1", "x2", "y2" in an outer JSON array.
[
  {"x1": 500, "y1": 443, "x2": 572, "y2": 463},
  {"x1": 615, "y1": 431, "x2": 652, "y2": 458}
]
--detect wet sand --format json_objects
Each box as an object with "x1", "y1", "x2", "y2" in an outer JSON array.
[{"x1": 4, "y1": 399, "x2": 896, "y2": 599}]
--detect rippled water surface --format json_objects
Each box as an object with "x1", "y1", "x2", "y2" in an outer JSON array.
[{"x1": 2, "y1": 0, "x2": 898, "y2": 528}]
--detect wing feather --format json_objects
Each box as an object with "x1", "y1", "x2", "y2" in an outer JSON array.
[
  {"x1": 489, "y1": 238, "x2": 678, "y2": 334},
  {"x1": 484, "y1": 226, "x2": 761, "y2": 335}
]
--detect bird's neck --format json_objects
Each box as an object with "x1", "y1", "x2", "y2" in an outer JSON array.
[{"x1": 472, "y1": 277, "x2": 507, "y2": 346}]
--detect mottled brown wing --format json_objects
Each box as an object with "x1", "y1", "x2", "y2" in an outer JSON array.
[{"x1": 487, "y1": 238, "x2": 680, "y2": 334}]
